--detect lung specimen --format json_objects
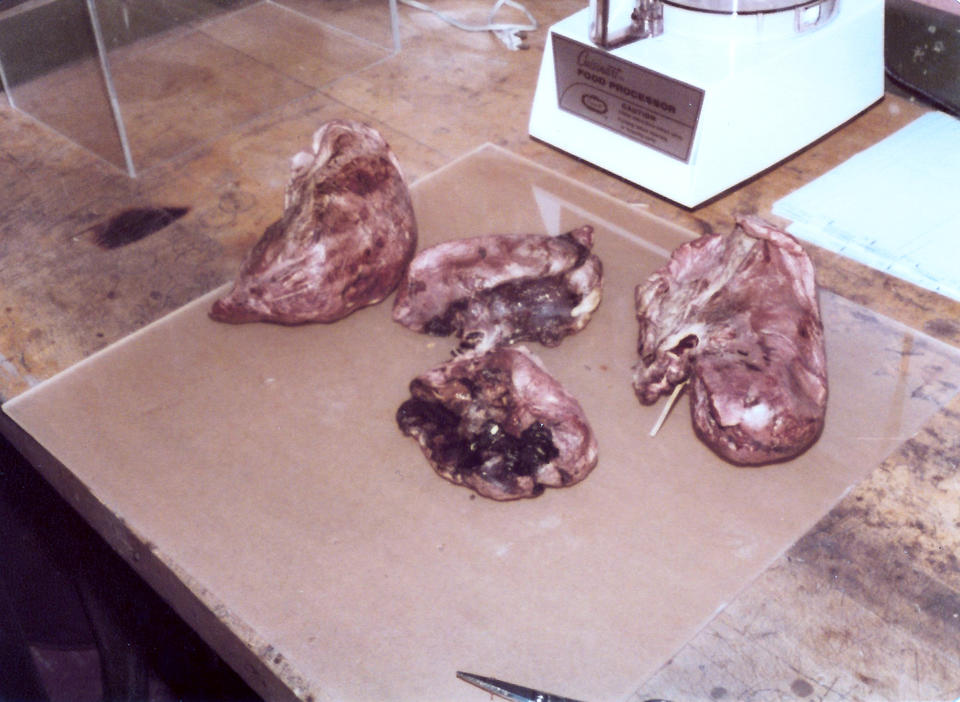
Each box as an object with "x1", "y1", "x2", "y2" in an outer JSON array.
[
  {"x1": 392, "y1": 227, "x2": 602, "y2": 352},
  {"x1": 633, "y1": 215, "x2": 828, "y2": 465},
  {"x1": 397, "y1": 346, "x2": 598, "y2": 500},
  {"x1": 211, "y1": 120, "x2": 417, "y2": 325}
]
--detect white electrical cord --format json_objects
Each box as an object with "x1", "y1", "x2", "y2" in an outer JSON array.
[{"x1": 398, "y1": 0, "x2": 538, "y2": 50}]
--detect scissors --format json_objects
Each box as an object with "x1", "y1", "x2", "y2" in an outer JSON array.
[{"x1": 457, "y1": 671, "x2": 587, "y2": 702}]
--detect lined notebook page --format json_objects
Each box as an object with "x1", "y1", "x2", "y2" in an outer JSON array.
[{"x1": 773, "y1": 111, "x2": 960, "y2": 302}]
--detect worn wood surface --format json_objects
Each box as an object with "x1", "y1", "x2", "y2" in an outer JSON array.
[{"x1": 2, "y1": 1, "x2": 960, "y2": 699}]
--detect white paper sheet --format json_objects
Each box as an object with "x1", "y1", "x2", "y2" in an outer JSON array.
[{"x1": 773, "y1": 111, "x2": 960, "y2": 302}]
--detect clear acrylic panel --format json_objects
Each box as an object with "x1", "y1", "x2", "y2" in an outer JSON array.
[
  {"x1": 0, "y1": 0, "x2": 129, "y2": 172},
  {"x1": 0, "y1": 0, "x2": 399, "y2": 176},
  {"x1": 91, "y1": 0, "x2": 261, "y2": 50},
  {"x1": 273, "y1": 0, "x2": 401, "y2": 52}
]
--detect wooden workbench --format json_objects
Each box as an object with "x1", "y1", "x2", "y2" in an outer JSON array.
[{"x1": 2, "y1": 1, "x2": 960, "y2": 699}]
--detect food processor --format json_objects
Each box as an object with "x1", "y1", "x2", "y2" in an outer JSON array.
[{"x1": 529, "y1": 0, "x2": 884, "y2": 206}]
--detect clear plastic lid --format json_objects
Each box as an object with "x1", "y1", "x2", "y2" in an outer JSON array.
[{"x1": 664, "y1": 0, "x2": 818, "y2": 12}]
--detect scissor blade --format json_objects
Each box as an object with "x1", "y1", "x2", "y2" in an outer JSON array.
[{"x1": 456, "y1": 671, "x2": 587, "y2": 702}]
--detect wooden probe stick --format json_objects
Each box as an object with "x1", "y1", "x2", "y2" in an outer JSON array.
[{"x1": 649, "y1": 380, "x2": 688, "y2": 438}]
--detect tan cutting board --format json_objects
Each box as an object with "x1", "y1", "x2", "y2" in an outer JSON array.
[{"x1": 6, "y1": 145, "x2": 960, "y2": 702}]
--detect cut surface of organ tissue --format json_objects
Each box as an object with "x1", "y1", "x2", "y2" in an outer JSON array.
[
  {"x1": 397, "y1": 346, "x2": 599, "y2": 500},
  {"x1": 392, "y1": 227, "x2": 602, "y2": 352}
]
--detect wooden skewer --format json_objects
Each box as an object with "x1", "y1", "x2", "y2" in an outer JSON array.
[{"x1": 649, "y1": 380, "x2": 688, "y2": 438}]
